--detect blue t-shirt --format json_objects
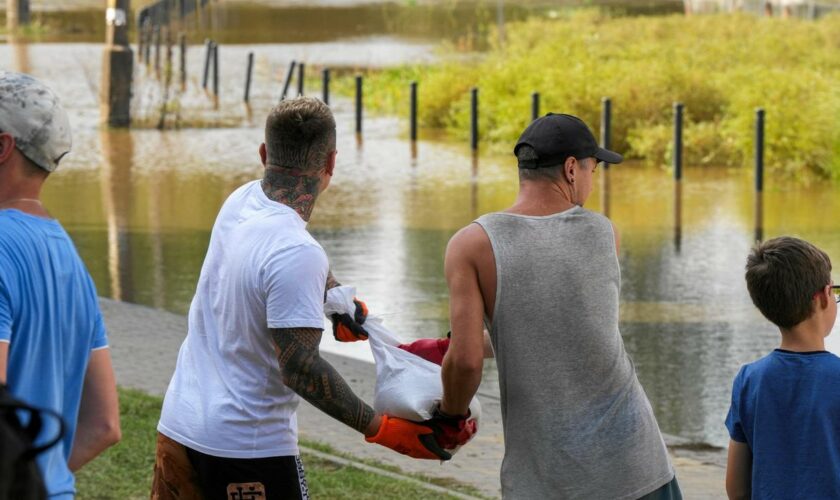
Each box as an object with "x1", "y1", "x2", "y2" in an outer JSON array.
[
  {"x1": 0, "y1": 209, "x2": 108, "y2": 498},
  {"x1": 725, "y1": 349, "x2": 840, "y2": 499}
]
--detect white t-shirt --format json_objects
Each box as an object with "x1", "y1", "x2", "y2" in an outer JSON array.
[{"x1": 158, "y1": 180, "x2": 329, "y2": 458}]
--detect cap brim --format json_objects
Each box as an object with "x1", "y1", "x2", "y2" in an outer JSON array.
[{"x1": 594, "y1": 147, "x2": 623, "y2": 164}]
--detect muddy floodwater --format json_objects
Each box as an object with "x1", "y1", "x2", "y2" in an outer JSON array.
[{"x1": 3, "y1": 1, "x2": 839, "y2": 450}]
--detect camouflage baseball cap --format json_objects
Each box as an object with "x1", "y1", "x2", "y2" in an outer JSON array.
[{"x1": 0, "y1": 71, "x2": 71, "y2": 172}]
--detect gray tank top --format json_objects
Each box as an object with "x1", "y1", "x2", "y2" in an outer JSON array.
[{"x1": 476, "y1": 207, "x2": 673, "y2": 500}]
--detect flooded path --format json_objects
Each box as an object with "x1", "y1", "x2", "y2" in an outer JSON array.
[{"x1": 2, "y1": 0, "x2": 837, "y2": 449}]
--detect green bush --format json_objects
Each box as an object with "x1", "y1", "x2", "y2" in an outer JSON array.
[{"x1": 356, "y1": 11, "x2": 840, "y2": 178}]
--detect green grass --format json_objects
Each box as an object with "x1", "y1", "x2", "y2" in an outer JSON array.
[
  {"x1": 333, "y1": 10, "x2": 840, "y2": 180},
  {"x1": 74, "y1": 388, "x2": 481, "y2": 499}
]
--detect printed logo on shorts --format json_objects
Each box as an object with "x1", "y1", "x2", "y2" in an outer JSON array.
[{"x1": 227, "y1": 482, "x2": 265, "y2": 500}]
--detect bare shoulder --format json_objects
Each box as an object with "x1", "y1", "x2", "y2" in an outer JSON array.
[{"x1": 446, "y1": 223, "x2": 492, "y2": 262}]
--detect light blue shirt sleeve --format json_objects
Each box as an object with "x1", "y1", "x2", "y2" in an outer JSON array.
[
  {"x1": 0, "y1": 278, "x2": 11, "y2": 342},
  {"x1": 91, "y1": 309, "x2": 108, "y2": 350}
]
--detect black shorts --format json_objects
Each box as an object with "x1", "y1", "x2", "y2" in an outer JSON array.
[{"x1": 184, "y1": 446, "x2": 310, "y2": 500}]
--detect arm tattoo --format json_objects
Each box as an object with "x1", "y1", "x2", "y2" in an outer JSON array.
[
  {"x1": 262, "y1": 166, "x2": 322, "y2": 222},
  {"x1": 271, "y1": 327, "x2": 375, "y2": 434}
]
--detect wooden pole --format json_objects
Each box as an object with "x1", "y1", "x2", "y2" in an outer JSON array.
[{"x1": 101, "y1": 0, "x2": 134, "y2": 127}]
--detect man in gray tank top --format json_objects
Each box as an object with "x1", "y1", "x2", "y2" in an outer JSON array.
[{"x1": 439, "y1": 114, "x2": 680, "y2": 499}]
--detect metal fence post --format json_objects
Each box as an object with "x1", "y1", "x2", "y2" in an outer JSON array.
[
  {"x1": 470, "y1": 87, "x2": 479, "y2": 151},
  {"x1": 244, "y1": 51, "x2": 254, "y2": 103},
  {"x1": 410, "y1": 81, "x2": 418, "y2": 142},
  {"x1": 531, "y1": 92, "x2": 540, "y2": 122}
]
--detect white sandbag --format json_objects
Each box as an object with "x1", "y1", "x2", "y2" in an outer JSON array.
[{"x1": 324, "y1": 286, "x2": 481, "y2": 449}]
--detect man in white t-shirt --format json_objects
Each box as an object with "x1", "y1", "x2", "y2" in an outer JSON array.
[{"x1": 151, "y1": 97, "x2": 471, "y2": 500}]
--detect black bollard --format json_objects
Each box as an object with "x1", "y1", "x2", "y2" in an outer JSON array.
[
  {"x1": 179, "y1": 33, "x2": 187, "y2": 90},
  {"x1": 755, "y1": 108, "x2": 765, "y2": 193},
  {"x1": 470, "y1": 87, "x2": 479, "y2": 151},
  {"x1": 144, "y1": 22, "x2": 152, "y2": 66},
  {"x1": 322, "y1": 68, "x2": 330, "y2": 104},
  {"x1": 601, "y1": 98, "x2": 612, "y2": 150},
  {"x1": 212, "y1": 42, "x2": 219, "y2": 97},
  {"x1": 600, "y1": 97, "x2": 613, "y2": 215},
  {"x1": 297, "y1": 62, "x2": 305, "y2": 97},
  {"x1": 601, "y1": 98, "x2": 612, "y2": 170},
  {"x1": 202, "y1": 38, "x2": 212, "y2": 90},
  {"x1": 673, "y1": 102, "x2": 684, "y2": 248},
  {"x1": 355, "y1": 75, "x2": 363, "y2": 135},
  {"x1": 531, "y1": 92, "x2": 540, "y2": 122},
  {"x1": 280, "y1": 60, "x2": 296, "y2": 101},
  {"x1": 410, "y1": 81, "x2": 418, "y2": 142},
  {"x1": 673, "y1": 102, "x2": 684, "y2": 182},
  {"x1": 138, "y1": 22, "x2": 146, "y2": 63},
  {"x1": 244, "y1": 52, "x2": 254, "y2": 103},
  {"x1": 754, "y1": 108, "x2": 765, "y2": 241},
  {"x1": 154, "y1": 26, "x2": 162, "y2": 76},
  {"x1": 165, "y1": 27, "x2": 174, "y2": 79}
]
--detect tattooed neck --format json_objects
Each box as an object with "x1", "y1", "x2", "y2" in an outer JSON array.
[{"x1": 262, "y1": 165, "x2": 322, "y2": 221}]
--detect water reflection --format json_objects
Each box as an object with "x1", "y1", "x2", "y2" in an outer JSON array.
[
  {"x1": 7, "y1": 32, "x2": 30, "y2": 74},
  {"x1": 100, "y1": 130, "x2": 135, "y2": 303},
  {"x1": 600, "y1": 165, "x2": 611, "y2": 218},
  {"x1": 471, "y1": 153, "x2": 479, "y2": 219},
  {"x1": 0, "y1": 1, "x2": 684, "y2": 44},
  {"x1": 674, "y1": 180, "x2": 683, "y2": 252}
]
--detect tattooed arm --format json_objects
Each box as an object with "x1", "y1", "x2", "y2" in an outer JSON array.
[
  {"x1": 326, "y1": 270, "x2": 341, "y2": 291},
  {"x1": 271, "y1": 327, "x2": 380, "y2": 435}
]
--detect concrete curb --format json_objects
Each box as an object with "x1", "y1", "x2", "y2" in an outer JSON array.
[{"x1": 299, "y1": 445, "x2": 483, "y2": 500}]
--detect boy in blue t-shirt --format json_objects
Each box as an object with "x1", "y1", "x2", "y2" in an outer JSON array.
[{"x1": 725, "y1": 236, "x2": 840, "y2": 499}]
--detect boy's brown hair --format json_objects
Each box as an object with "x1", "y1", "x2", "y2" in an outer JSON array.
[{"x1": 745, "y1": 236, "x2": 832, "y2": 329}]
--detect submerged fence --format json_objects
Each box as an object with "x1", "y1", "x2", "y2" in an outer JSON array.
[{"x1": 134, "y1": 33, "x2": 771, "y2": 242}]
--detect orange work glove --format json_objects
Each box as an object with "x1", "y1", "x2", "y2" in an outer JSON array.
[
  {"x1": 330, "y1": 297, "x2": 369, "y2": 342},
  {"x1": 365, "y1": 415, "x2": 452, "y2": 460},
  {"x1": 398, "y1": 338, "x2": 451, "y2": 365}
]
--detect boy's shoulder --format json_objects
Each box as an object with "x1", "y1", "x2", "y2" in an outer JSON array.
[{"x1": 737, "y1": 350, "x2": 840, "y2": 383}]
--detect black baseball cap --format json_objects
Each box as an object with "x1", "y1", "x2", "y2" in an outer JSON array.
[{"x1": 514, "y1": 113, "x2": 622, "y2": 169}]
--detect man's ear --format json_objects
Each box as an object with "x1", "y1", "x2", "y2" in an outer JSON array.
[
  {"x1": 0, "y1": 134, "x2": 16, "y2": 164},
  {"x1": 564, "y1": 156, "x2": 576, "y2": 184},
  {"x1": 324, "y1": 150, "x2": 337, "y2": 177},
  {"x1": 259, "y1": 143, "x2": 267, "y2": 167}
]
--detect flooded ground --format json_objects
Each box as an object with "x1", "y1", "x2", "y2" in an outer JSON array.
[
  {"x1": 2, "y1": 1, "x2": 682, "y2": 45},
  {"x1": 2, "y1": 1, "x2": 838, "y2": 449}
]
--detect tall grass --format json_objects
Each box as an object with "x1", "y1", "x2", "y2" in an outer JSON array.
[{"x1": 353, "y1": 11, "x2": 840, "y2": 179}]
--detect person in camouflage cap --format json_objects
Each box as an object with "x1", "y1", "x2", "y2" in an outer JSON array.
[
  {"x1": 0, "y1": 70, "x2": 71, "y2": 172},
  {"x1": 0, "y1": 71, "x2": 121, "y2": 497}
]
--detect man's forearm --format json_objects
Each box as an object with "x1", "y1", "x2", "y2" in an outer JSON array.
[
  {"x1": 326, "y1": 270, "x2": 341, "y2": 290},
  {"x1": 441, "y1": 357, "x2": 482, "y2": 416},
  {"x1": 272, "y1": 328, "x2": 375, "y2": 434},
  {"x1": 69, "y1": 348, "x2": 121, "y2": 471},
  {"x1": 68, "y1": 422, "x2": 120, "y2": 471}
]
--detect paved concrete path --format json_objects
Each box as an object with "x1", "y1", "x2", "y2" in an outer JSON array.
[{"x1": 100, "y1": 298, "x2": 726, "y2": 499}]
